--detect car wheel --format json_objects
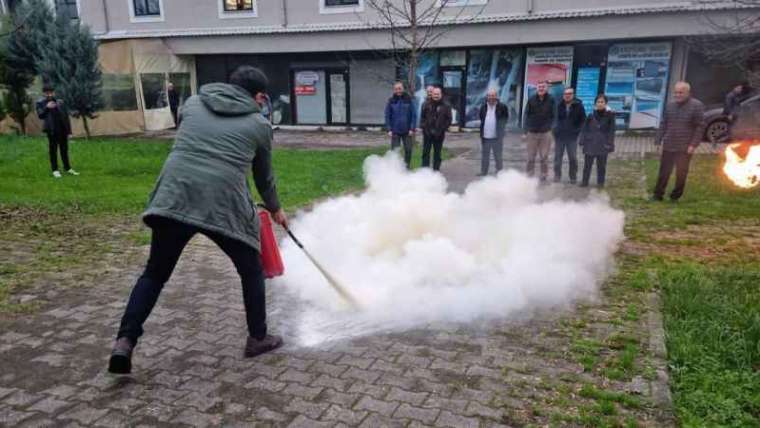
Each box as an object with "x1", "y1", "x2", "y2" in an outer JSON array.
[{"x1": 705, "y1": 119, "x2": 729, "y2": 143}]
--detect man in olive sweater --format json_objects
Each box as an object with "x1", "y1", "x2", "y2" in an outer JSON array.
[
  {"x1": 652, "y1": 81, "x2": 706, "y2": 201},
  {"x1": 108, "y1": 66, "x2": 288, "y2": 374}
]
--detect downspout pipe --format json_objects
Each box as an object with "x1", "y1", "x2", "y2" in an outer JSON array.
[
  {"x1": 102, "y1": 0, "x2": 110, "y2": 34},
  {"x1": 527, "y1": 0, "x2": 533, "y2": 14}
]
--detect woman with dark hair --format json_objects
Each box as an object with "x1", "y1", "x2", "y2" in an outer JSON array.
[{"x1": 578, "y1": 94, "x2": 615, "y2": 188}]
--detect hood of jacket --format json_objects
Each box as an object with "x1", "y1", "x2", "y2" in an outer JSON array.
[{"x1": 199, "y1": 83, "x2": 260, "y2": 116}]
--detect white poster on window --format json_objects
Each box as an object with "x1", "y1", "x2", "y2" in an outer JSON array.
[
  {"x1": 522, "y1": 46, "x2": 574, "y2": 113},
  {"x1": 605, "y1": 42, "x2": 672, "y2": 129}
]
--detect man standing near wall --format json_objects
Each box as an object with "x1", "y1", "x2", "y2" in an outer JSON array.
[
  {"x1": 652, "y1": 81, "x2": 705, "y2": 202},
  {"x1": 553, "y1": 86, "x2": 586, "y2": 183},
  {"x1": 384, "y1": 81, "x2": 417, "y2": 169},
  {"x1": 36, "y1": 85, "x2": 78, "y2": 178},
  {"x1": 478, "y1": 89, "x2": 509, "y2": 176},
  {"x1": 420, "y1": 87, "x2": 452, "y2": 171},
  {"x1": 523, "y1": 81, "x2": 555, "y2": 182}
]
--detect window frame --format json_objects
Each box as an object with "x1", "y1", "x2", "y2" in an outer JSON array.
[
  {"x1": 319, "y1": 0, "x2": 364, "y2": 15},
  {"x1": 437, "y1": 0, "x2": 488, "y2": 7},
  {"x1": 128, "y1": 0, "x2": 164, "y2": 23},
  {"x1": 54, "y1": 0, "x2": 80, "y2": 20},
  {"x1": 218, "y1": 0, "x2": 257, "y2": 19}
]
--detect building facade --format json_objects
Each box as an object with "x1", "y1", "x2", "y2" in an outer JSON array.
[{"x1": 8, "y1": 0, "x2": 758, "y2": 135}]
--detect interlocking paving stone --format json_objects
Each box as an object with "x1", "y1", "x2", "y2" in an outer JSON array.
[
  {"x1": 353, "y1": 396, "x2": 399, "y2": 417},
  {"x1": 393, "y1": 403, "x2": 440, "y2": 424},
  {"x1": 0, "y1": 135, "x2": 675, "y2": 426}
]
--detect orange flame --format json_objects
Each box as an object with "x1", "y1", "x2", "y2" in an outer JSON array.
[{"x1": 723, "y1": 141, "x2": 760, "y2": 189}]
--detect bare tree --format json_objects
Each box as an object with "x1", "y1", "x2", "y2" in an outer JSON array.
[
  {"x1": 361, "y1": 0, "x2": 487, "y2": 95},
  {"x1": 689, "y1": 0, "x2": 760, "y2": 85}
]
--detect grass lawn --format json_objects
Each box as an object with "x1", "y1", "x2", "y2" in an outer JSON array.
[
  {"x1": 0, "y1": 135, "x2": 385, "y2": 214},
  {"x1": 607, "y1": 155, "x2": 760, "y2": 427},
  {"x1": 0, "y1": 135, "x2": 386, "y2": 312}
]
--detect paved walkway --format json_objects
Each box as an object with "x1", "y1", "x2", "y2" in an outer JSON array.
[{"x1": 0, "y1": 133, "x2": 681, "y2": 427}]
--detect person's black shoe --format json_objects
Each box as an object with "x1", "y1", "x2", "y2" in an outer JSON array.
[
  {"x1": 244, "y1": 335, "x2": 283, "y2": 358},
  {"x1": 108, "y1": 337, "x2": 134, "y2": 374},
  {"x1": 650, "y1": 195, "x2": 664, "y2": 202},
  {"x1": 579, "y1": 182, "x2": 589, "y2": 188},
  {"x1": 569, "y1": 179, "x2": 577, "y2": 185}
]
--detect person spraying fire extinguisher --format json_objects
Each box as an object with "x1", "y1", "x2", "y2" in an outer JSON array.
[{"x1": 108, "y1": 66, "x2": 288, "y2": 375}]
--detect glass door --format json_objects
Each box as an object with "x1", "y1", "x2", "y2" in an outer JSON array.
[
  {"x1": 441, "y1": 67, "x2": 465, "y2": 126},
  {"x1": 294, "y1": 70, "x2": 327, "y2": 124},
  {"x1": 328, "y1": 71, "x2": 348, "y2": 124}
]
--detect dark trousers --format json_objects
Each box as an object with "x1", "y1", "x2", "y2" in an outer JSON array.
[
  {"x1": 554, "y1": 135, "x2": 579, "y2": 181},
  {"x1": 47, "y1": 132, "x2": 71, "y2": 172},
  {"x1": 422, "y1": 134, "x2": 444, "y2": 171},
  {"x1": 481, "y1": 138, "x2": 503, "y2": 175},
  {"x1": 654, "y1": 151, "x2": 692, "y2": 200},
  {"x1": 581, "y1": 154, "x2": 608, "y2": 186},
  {"x1": 116, "y1": 217, "x2": 267, "y2": 344},
  {"x1": 391, "y1": 133, "x2": 413, "y2": 169}
]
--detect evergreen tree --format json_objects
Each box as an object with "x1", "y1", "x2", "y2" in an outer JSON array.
[
  {"x1": 38, "y1": 13, "x2": 103, "y2": 138},
  {"x1": 1, "y1": 0, "x2": 54, "y2": 134}
]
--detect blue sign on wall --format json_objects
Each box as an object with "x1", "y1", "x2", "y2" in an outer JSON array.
[{"x1": 576, "y1": 67, "x2": 601, "y2": 114}]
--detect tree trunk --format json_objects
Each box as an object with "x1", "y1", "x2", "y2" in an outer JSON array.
[{"x1": 82, "y1": 116, "x2": 91, "y2": 139}]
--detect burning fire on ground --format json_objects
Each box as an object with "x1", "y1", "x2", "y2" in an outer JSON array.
[{"x1": 723, "y1": 141, "x2": 760, "y2": 189}]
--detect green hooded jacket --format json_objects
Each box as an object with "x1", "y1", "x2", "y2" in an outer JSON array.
[{"x1": 142, "y1": 83, "x2": 280, "y2": 252}]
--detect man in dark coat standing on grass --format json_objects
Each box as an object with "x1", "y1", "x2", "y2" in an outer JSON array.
[
  {"x1": 36, "y1": 85, "x2": 78, "y2": 178},
  {"x1": 385, "y1": 81, "x2": 417, "y2": 169},
  {"x1": 553, "y1": 86, "x2": 586, "y2": 183},
  {"x1": 108, "y1": 66, "x2": 288, "y2": 375},
  {"x1": 420, "y1": 87, "x2": 452, "y2": 171},
  {"x1": 652, "y1": 81, "x2": 705, "y2": 202}
]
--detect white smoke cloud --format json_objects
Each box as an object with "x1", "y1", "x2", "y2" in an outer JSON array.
[{"x1": 274, "y1": 152, "x2": 625, "y2": 346}]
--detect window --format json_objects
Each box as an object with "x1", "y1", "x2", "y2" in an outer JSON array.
[
  {"x1": 55, "y1": 0, "x2": 78, "y2": 19},
  {"x1": 223, "y1": 0, "x2": 252, "y2": 11},
  {"x1": 133, "y1": 0, "x2": 160, "y2": 16},
  {"x1": 141, "y1": 73, "x2": 166, "y2": 110},
  {"x1": 218, "y1": 0, "x2": 257, "y2": 18},
  {"x1": 319, "y1": 0, "x2": 363, "y2": 14},
  {"x1": 325, "y1": 0, "x2": 359, "y2": 5},
  {"x1": 102, "y1": 74, "x2": 138, "y2": 111},
  {"x1": 129, "y1": 0, "x2": 164, "y2": 22},
  {"x1": 438, "y1": 0, "x2": 488, "y2": 6}
]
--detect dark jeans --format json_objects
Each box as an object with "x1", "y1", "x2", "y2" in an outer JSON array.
[
  {"x1": 581, "y1": 154, "x2": 608, "y2": 186},
  {"x1": 422, "y1": 134, "x2": 444, "y2": 171},
  {"x1": 481, "y1": 137, "x2": 503, "y2": 175},
  {"x1": 47, "y1": 132, "x2": 71, "y2": 172},
  {"x1": 391, "y1": 133, "x2": 413, "y2": 169},
  {"x1": 654, "y1": 151, "x2": 692, "y2": 200},
  {"x1": 554, "y1": 135, "x2": 578, "y2": 181},
  {"x1": 116, "y1": 217, "x2": 267, "y2": 344}
]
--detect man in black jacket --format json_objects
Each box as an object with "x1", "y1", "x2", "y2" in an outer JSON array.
[
  {"x1": 478, "y1": 89, "x2": 509, "y2": 175},
  {"x1": 35, "y1": 85, "x2": 77, "y2": 178},
  {"x1": 523, "y1": 81, "x2": 555, "y2": 182},
  {"x1": 553, "y1": 87, "x2": 586, "y2": 183},
  {"x1": 420, "y1": 87, "x2": 452, "y2": 171}
]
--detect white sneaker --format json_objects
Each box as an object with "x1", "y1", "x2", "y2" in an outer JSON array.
[
  {"x1": 52, "y1": 171, "x2": 62, "y2": 178},
  {"x1": 67, "y1": 169, "x2": 79, "y2": 176}
]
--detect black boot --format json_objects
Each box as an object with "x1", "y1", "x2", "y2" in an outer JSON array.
[
  {"x1": 244, "y1": 335, "x2": 283, "y2": 358},
  {"x1": 108, "y1": 337, "x2": 134, "y2": 374}
]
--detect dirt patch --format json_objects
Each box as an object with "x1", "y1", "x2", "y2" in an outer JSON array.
[{"x1": 622, "y1": 221, "x2": 760, "y2": 262}]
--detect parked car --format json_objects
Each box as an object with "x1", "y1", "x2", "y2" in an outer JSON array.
[{"x1": 703, "y1": 92, "x2": 760, "y2": 143}]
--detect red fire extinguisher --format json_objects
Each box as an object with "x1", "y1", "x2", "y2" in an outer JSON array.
[{"x1": 258, "y1": 209, "x2": 285, "y2": 278}]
